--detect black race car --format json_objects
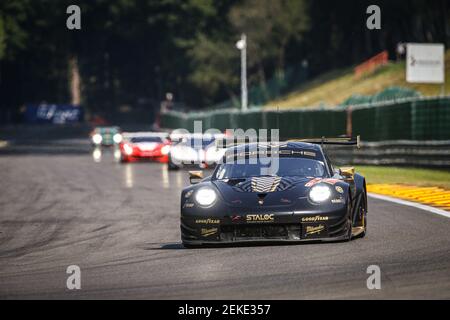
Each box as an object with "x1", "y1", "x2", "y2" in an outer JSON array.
[{"x1": 180, "y1": 138, "x2": 367, "y2": 247}]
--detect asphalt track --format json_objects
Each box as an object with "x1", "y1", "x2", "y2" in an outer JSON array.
[{"x1": 0, "y1": 133, "x2": 450, "y2": 299}]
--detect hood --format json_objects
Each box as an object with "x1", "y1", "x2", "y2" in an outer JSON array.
[
  {"x1": 135, "y1": 142, "x2": 159, "y2": 151},
  {"x1": 213, "y1": 176, "x2": 311, "y2": 208}
]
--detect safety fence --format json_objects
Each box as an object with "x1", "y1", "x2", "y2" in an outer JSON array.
[
  {"x1": 161, "y1": 96, "x2": 450, "y2": 142},
  {"x1": 325, "y1": 140, "x2": 450, "y2": 168},
  {"x1": 340, "y1": 86, "x2": 421, "y2": 106}
]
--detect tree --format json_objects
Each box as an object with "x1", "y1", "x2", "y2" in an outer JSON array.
[
  {"x1": 229, "y1": 0, "x2": 310, "y2": 79},
  {"x1": 187, "y1": 33, "x2": 239, "y2": 105},
  {"x1": 0, "y1": 0, "x2": 30, "y2": 61}
]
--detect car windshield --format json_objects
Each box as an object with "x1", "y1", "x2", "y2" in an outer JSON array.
[
  {"x1": 183, "y1": 138, "x2": 215, "y2": 149},
  {"x1": 98, "y1": 128, "x2": 118, "y2": 134},
  {"x1": 214, "y1": 157, "x2": 327, "y2": 179},
  {"x1": 130, "y1": 137, "x2": 163, "y2": 143}
]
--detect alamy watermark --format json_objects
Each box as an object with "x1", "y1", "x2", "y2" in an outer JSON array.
[
  {"x1": 66, "y1": 265, "x2": 81, "y2": 290},
  {"x1": 66, "y1": 5, "x2": 81, "y2": 30},
  {"x1": 366, "y1": 265, "x2": 381, "y2": 290},
  {"x1": 169, "y1": 120, "x2": 280, "y2": 175},
  {"x1": 366, "y1": 5, "x2": 381, "y2": 30}
]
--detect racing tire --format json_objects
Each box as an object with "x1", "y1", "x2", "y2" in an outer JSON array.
[
  {"x1": 346, "y1": 195, "x2": 353, "y2": 241},
  {"x1": 167, "y1": 155, "x2": 179, "y2": 171},
  {"x1": 355, "y1": 193, "x2": 367, "y2": 239},
  {"x1": 120, "y1": 155, "x2": 129, "y2": 163}
]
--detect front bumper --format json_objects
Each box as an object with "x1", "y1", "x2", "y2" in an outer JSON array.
[
  {"x1": 180, "y1": 209, "x2": 350, "y2": 245},
  {"x1": 182, "y1": 235, "x2": 348, "y2": 246},
  {"x1": 122, "y1": 151, "x2": 168, "y2": 163},
  {"x1": 93, "y1": 141, "x2": 116, "y2": 147}
]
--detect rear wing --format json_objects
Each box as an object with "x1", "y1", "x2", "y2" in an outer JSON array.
[
  {"x1": 288, "y1": 136, "x2": 361, "y2": 148},
  {"x1": 215, "y1": 135, "x2": 361, "y2": 149},
  {"x1": 122, "y1": 132, "x2": 169, "y2": 139},
  {"x1": 170, "y1": 132, "x2": 225, "y2": 143}
]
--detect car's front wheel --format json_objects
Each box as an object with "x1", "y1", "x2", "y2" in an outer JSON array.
[
  {"x1": 342, "y1": 195, "x2": 353, "y2": 241},
  {"x1": 355, "y1": 193, "x2": 367, "y2": 238},
  {"x1": 168, "y1": 154, "x2": 179, "y2": 170}
]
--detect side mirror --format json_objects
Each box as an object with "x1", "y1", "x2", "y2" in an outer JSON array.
[
  {"x1": 339, "y1": 167, "x2": 355, "y2": 180},
  {"x1": 189, "y1": 170, "x2": 204, "y2": 185}
]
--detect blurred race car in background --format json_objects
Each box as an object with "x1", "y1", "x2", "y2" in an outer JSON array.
[
  {"x1": 180, "y1": 137, "x2": 367, "y2": 247},
  {"x1": 90, "y1": 126, "x2": 123, "y2": 147},
  {"x1": 167, "y1": 133, "x2": 225, "y2": 170},
  {"x1": 119, "y1": 132, "x2": 170, "y2": 163}
]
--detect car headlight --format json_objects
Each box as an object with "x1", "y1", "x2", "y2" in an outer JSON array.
[
  {"x1": 113, "y1": 133, "x2": 123, "y2": 144},
  {"x1": 123, "y1": 143, "x2": 133, "y2": 155},
  {"x1": 309, "y1": 184, "x2": 332, "y2": 203},
  {"x1": 195, "y1": 187, "x2": 217, "y2": 207},
  {"x1": 161, "y1": 145, "x2": 170, "y2": 155},
  {"x1": 92, "y1": 134, "x2": 102, "y2": 145}
]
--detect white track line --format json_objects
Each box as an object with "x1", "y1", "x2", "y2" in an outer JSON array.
[{"x1": 368, "y1": 193, "x2": 450, "y2": 219}]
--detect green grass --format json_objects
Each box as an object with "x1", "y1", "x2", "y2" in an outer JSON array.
[
  {"x1": 355, "y1": 166, "x2": 450, "y2": 189},
  {"x1": 266, "y1": 50, "x2": 450, "y2": 109}
]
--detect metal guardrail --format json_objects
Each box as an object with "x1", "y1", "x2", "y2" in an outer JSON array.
[{"x1": 325, "y1": 140, "x2": 450, "y2": 168}]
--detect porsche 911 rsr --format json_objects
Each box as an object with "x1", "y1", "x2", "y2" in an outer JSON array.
[
  {"x1": 119, "y1": 132, "x2": 170, "y2": 163},
  {"x1": 90, "y1": 126, "x2": 122, "y2": 147},
  {"x1": 180, "y1": 140, "x2": 367, "y2": 247}
]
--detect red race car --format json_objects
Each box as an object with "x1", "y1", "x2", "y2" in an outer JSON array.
[{"x1": 119, "y1": 132, "x2": 170, "y2": 163}]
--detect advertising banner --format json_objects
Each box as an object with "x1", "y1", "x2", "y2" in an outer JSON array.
[
  {"x1": 406, "y1": 43, "x2": 445, "y2": 84},
  {"x1": 25, "y1": 104, "x2": 84, "y2": 124}
]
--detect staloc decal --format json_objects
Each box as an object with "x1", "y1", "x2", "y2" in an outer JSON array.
[{"x1": 246, "y1": 214, "x2": 275, "y2": 223}]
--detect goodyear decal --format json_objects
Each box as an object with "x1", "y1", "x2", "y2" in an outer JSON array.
[
  {"x1": 301, "y1": 215, "x2": 329, "y2": 222},
  {"x1": 195, "y1": 218, "x2": 220, "y2": 224}
]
